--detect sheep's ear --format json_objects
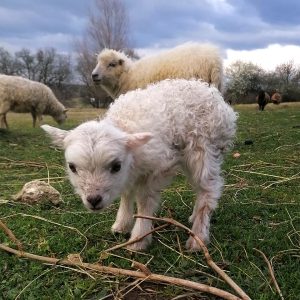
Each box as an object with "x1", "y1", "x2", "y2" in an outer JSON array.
[
  {"x1": 63, "y1": 109, "x2": 68, "y2": 113},
  {"x1": 126, "y1": 132, "x2": 153, "y2": 149},
  {"x1": 41, "y1": 125, "x2": 68, "y2": 148}
]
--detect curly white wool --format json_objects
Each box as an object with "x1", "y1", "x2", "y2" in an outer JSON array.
[
  {"x1": 0, "y1": 74, "x2": 67, "y2": 128},
  {"x1": 42, "y1": 79, "x2": 237, "y2": 251},
  {"x1": 92, "y1": 42, "x2": 223, "y2": 98}
]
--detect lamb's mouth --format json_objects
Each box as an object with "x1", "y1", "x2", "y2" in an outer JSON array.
[
  {"x1": 90, "y1": 206, "x2": 104, "y2": 212},
  {"x1": 92, "y1": 79, "x2": 102, "y2": 85},
  {"x1": 86, "y1": 204, "x2": 104, "y2": 212}
]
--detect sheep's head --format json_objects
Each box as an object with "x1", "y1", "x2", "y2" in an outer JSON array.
[
  {"x1": 92, "y1": 49, "x2": 131, "y2": 98},
  {"x1": 41, "y1": 121, "x2": 152, "y2": 212},
  {"x1": 54, "y1": 108, "x2": 68, "y2": 124}
]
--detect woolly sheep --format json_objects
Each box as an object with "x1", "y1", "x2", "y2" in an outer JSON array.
[
  {"x1": 271, "y1": 92, "x2": 282, "y2": 104},
  {"x1": 0, "y1": 74, "x2": 67, "y2": 128},
  {"x1": 92, "y1": 42, "x2": 223, "y2": 99},
  {"x1": 41, "y1": 79, "x2": 237, "y2": 251}
]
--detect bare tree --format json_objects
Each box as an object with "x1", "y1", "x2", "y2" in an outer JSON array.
[
  {"x1": 87, "y1": 0, "x2": 130, "y2": 51},
  {"x1": 35, "y1": 48, "x2": 71, "y2": 86},
  {"x1": 14, "y1": 48, "x2": 37, "y2": 79},
  {"x1": 0, "y1": 47, "x2": 15, "y2": 75},
  {"x1": 74, "y1": 0, "x2": 134, "y2": 107},
  {"x1": 275, "y1": 60, "x2": 298, "y2": 86},
  {"x1": 36, "y1": 48, "x2": 55, "y2": 83}
]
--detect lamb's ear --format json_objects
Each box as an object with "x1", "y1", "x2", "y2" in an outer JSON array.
[
  {"x1": 41, "y1": 125, "x2": 68, "y2": 148},
  {"x1": 126, "y1": 132, "x2": 153, "y2": 149}
]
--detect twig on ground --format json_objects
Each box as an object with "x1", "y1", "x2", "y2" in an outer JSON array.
[
  {"x1": 254, "y1": 248, "x2": 284, "y2": 300},
  {"x1": 0, "y1": 219, "x2": 23, "y2": 251},
  {"x1": 104, "y1": 223, "x2": 169, "y2": 252},
  {"x1": 135, "y1": 215, "x2": 251, "y2": 300},
  {"x1": 132, "y1": 261, "x2": 151, "y2": 276},
  {"x1": 0, "y1": 243, "x2": 241, "y2": 300}
]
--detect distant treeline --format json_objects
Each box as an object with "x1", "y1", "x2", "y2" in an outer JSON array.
[
  {"x1": 1, "y1": 46, "x2": 300, "y2": 107},
  {"x1": 224, "y1": 60, "x2": 300, "y2": 104}
]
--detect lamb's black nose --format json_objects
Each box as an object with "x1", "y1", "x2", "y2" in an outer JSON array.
[
  {"x1": 92, "y1": 73, "x2": 99, "y2": 80},
  {"x1": 87, "y1": 195, "x2": 102, "y2": 208}
]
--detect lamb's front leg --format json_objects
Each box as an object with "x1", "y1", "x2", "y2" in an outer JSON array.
[
  {"x1": 127, "y1": 184, "x2": 162, "y2": 251},
  {"x1": 111, "y1": 191, "x2": 135, "y2": 234}
]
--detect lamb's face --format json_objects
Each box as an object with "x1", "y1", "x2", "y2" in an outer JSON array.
[
  {"x1": 65, "y1": 137, "x2": 135, "y2": 211},
  {"x1": 91, "y1": 50, "x2": 126, "y2": 95},
  {"x1": 41, "y1": 122, "x2": 153, "y2": 212}
]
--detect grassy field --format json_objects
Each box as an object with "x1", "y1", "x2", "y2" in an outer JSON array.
[{"x1": 0, "y1": 103, "x2": 299, "y2": 299}]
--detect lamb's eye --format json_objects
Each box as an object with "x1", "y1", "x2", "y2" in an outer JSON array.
[
  {"x1": 108, "y1": 62, "x2": 117, "y2": 68},
  {"x1": 68, "y1": 163, "x2": 77, "y2": 173},
  {"x1": 110, "y1": 160, "x2": 121, "y2": 173}
]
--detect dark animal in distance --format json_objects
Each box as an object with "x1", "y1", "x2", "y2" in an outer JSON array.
[{"x1": 256, "y1": 90, "x2": 270, "y2": 111}]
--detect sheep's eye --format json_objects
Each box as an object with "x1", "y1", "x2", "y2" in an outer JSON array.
[
  {"x1": 68, "y1": 163, "x2": 77, "y2": 173},
  {"x1": 108, "y1": 62, "x2": 117, "y2": 68},
  {"x1": 110, "y1": 160, "x2": 121, "y2": 173}
]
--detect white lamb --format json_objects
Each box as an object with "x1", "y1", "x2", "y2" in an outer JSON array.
[
  {"x1": 0, "y1": 74, "x2": 67, "y2": 128},
  {"x1": 92, "y1": 42, "x2": 223, "y2": 98},
  {"x1": 42, "y1": 79, "x2": 237, "y2": 251}
]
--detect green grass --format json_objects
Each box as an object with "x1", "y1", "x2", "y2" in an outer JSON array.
[{"x1": 0, "y1": 104, "x2": 299, "y2": 299}]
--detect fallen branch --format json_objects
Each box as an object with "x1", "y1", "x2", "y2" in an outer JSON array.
[
  {"x1": 0, "y1": 219, "x2": 22, "y2": 251},
  {"x1": 0, "y1": 243, "x2": 241, "y2": 300},
  {"x1": 135, "y1": 215, "x2": 251, "y2": 300},
  {"x1": 254, "y1": 248, "x2": 284, "y2": 300}
]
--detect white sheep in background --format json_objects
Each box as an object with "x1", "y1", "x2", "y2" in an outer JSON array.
[
  {"x1": 42, "y1": 79, "x2": 237, "y2": 251},
  {"x1": 92, "y1": 42, "x2": 223, "y2": 99},
  {"x1": 0, "y1": 74, "x2": 67, "y2": 128}
]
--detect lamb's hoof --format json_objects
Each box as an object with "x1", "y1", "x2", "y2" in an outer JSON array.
[
  {"x1": 126, "y1": 236, "x2": 151, "y2": 252},
  {"x1": 185, "y1": 235, "x2": 208, "y2": 252},
  {"x1": 111, "y1": 222, "x2": 131, "y2": 234}
]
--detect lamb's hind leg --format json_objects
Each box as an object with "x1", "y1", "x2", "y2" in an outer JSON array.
[{"x1": 185, "y1": 147, "x2": 223, "y2": 251}]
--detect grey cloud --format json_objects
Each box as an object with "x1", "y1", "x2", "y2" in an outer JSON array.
[{"x1": 0, "y1": 0, "x2": 299, "y2": 54}]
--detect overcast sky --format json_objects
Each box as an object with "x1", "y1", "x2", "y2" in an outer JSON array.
[{"x1": 0, "y1": 0, "x2": 300, "y2": 70}]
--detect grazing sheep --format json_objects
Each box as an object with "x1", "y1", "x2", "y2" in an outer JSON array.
[
  {"x1": 271, "y1": 92, "x2": 282, "y2": 104},
  {"x1": 0, "y1": 74, "x2": 67, "y2": 128},
  {"x1": 256, "y1": 90, "x2": 270, "y2": 111},
  {"x1": 42, "y1": 79, "x2": 237, "y2": 251},
  {"x1": 92, "y1": 42, "x2": 223, "y2": 98}
]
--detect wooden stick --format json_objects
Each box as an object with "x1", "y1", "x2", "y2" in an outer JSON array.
[
  {"x1": 0, "y1": 243, "x2": 241, "y2": 300},
  {"x1": 253, "y1": 248, "x2": 284, "y2": 300},
  {"x1": 0, "y1": 219, "x2": 23, "y2": 252},
  {"x1": 105, "y1": 223, "x2": 169, "y2": 252},
  {"x1": 135, "y1": 215, "x2": 251, "y2": 300},
  {"x1": 132, "y1": 261, "x2": 151, "y2": 276}
]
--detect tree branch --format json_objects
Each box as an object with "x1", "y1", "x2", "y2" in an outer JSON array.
[
  {"x1": 253, "y1": 248, "x2": 284, "y2": 300},
  {"x1": 134, "y1": 215, "x2": 251, "y2": 300},
  {"x1": 0, "y1": 243, "x2": 241, "y2": 300}
]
